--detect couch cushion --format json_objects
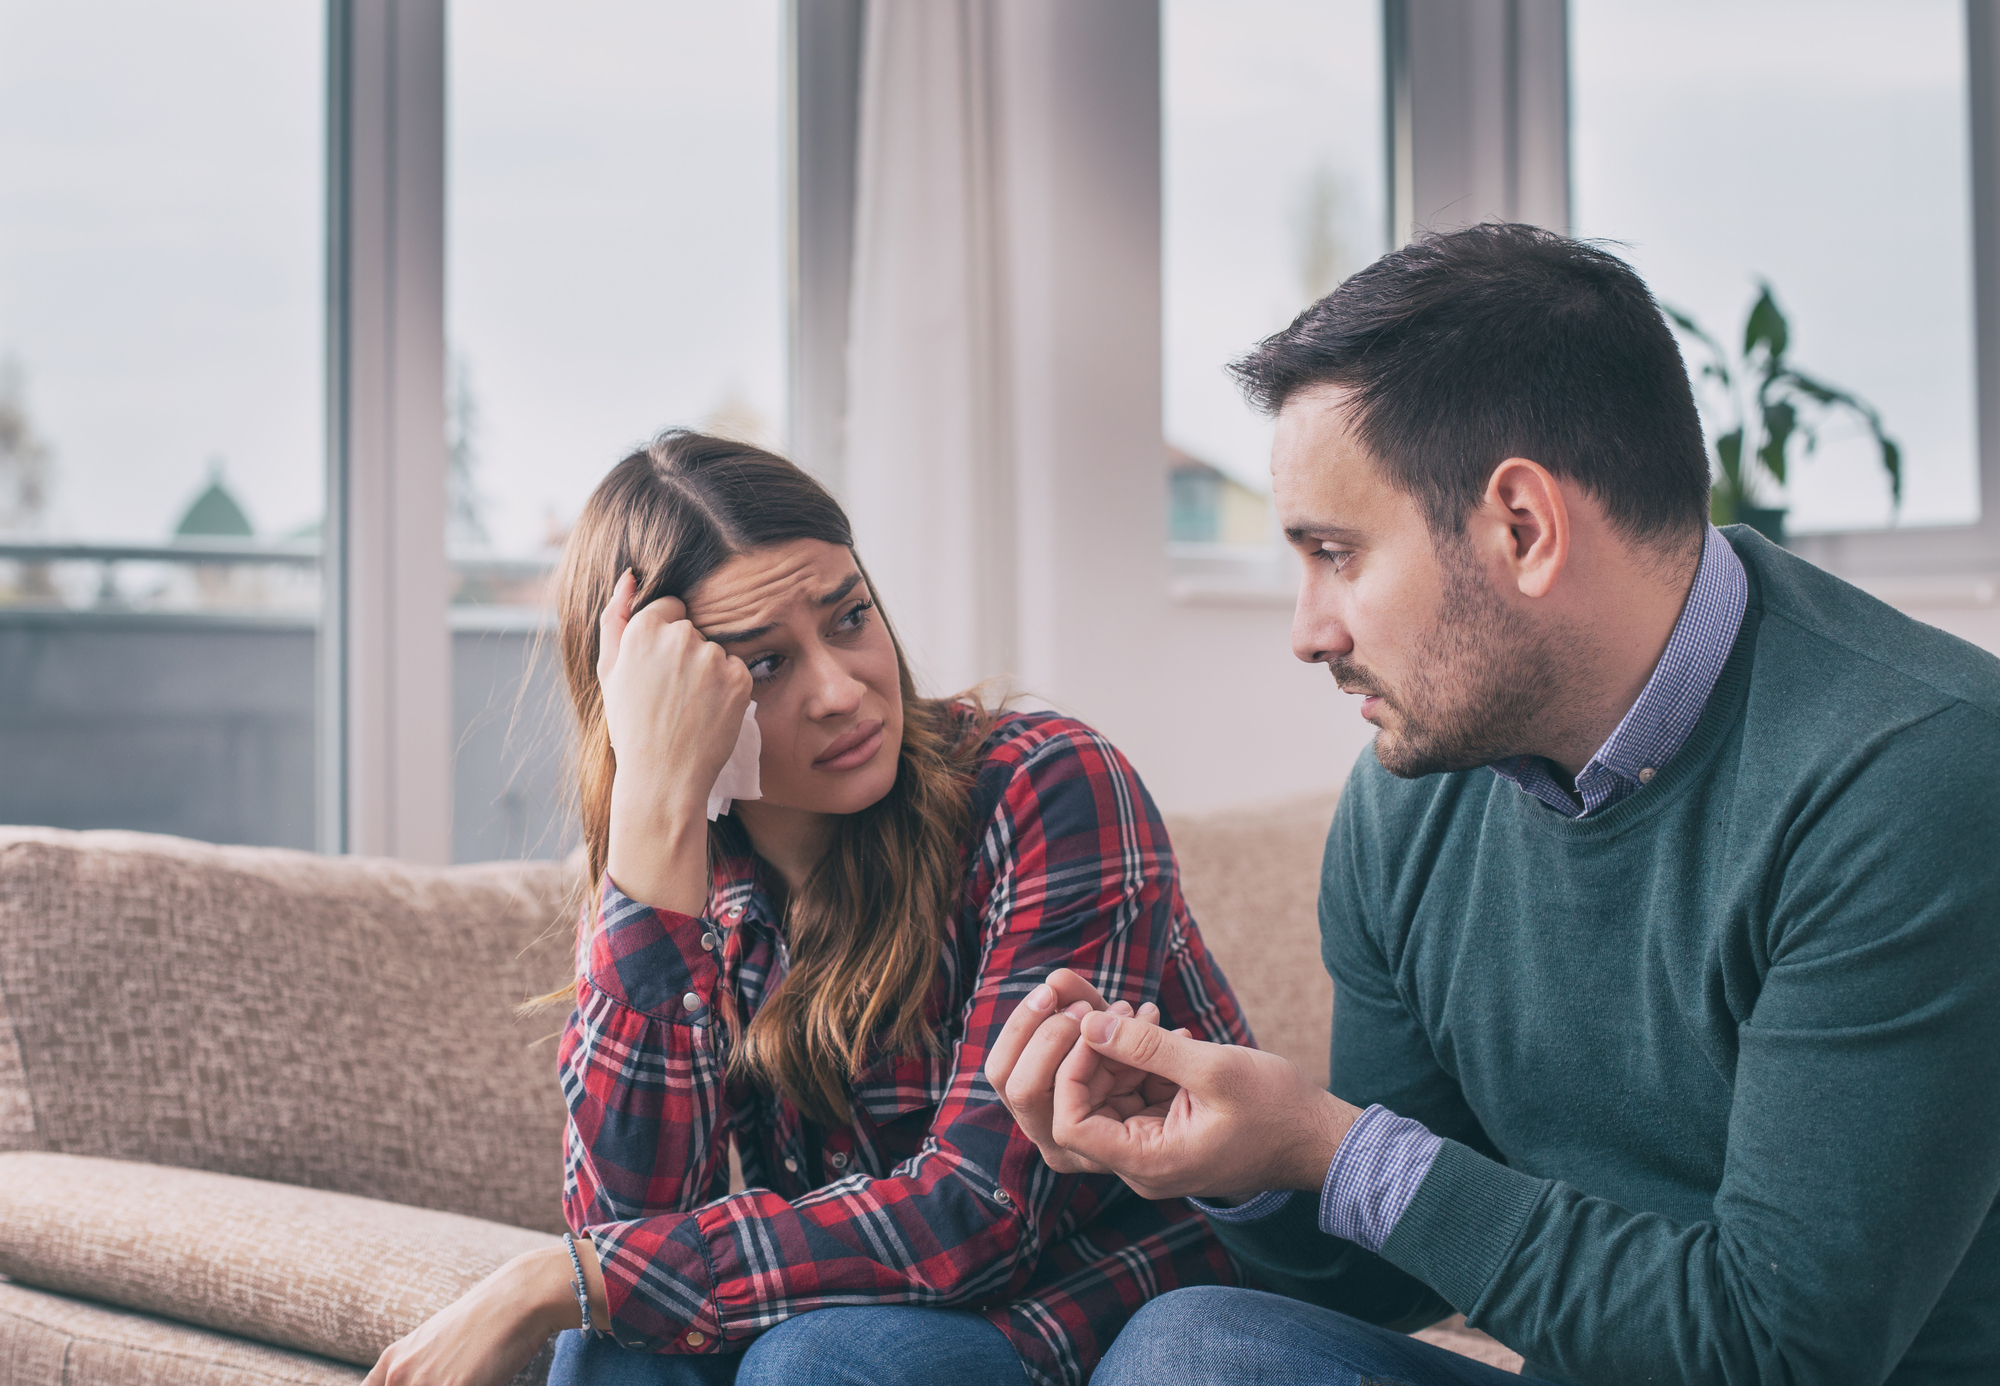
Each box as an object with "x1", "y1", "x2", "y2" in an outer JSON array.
[
  {"x1": 0, "y1": 1152, "x2": 559, "y2": 1373},
  {"x1": 0, "y1": 828, "x2": 575, "y2": 1233},
  {"x1": 1164, "y1": 795, "x2": 1336, "y2": 1087},
  {"x1": 0, "y1": 1278, "x2": 363, "y2": 1386}
]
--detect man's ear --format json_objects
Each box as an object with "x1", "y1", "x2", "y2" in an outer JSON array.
[{"x1": 1480, "y1": 458, "x2": 1569, "y2": 599}]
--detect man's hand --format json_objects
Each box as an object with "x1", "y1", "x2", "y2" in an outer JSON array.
[
  {"x1": 983, "y1": 968, "x2": 1177, "y2": 1175},
  {"x1": 1051, "y1": 1010, "x2": 1363, "y2": 1201}
]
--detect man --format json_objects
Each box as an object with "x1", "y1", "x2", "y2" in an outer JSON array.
[{"x1": 985, "y1": 224, "x2": 2000, "y2": 1384}]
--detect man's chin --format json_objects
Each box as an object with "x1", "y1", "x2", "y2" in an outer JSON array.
[{"x1": 1371, "y1": 729, "x2": 1495, "y2": 780}]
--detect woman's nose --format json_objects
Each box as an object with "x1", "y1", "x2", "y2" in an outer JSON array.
[{"x1": 803, "y1": 647, "x2": 866, "y2": 718}]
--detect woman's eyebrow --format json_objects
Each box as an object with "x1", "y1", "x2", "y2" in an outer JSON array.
[
  {"x1": 813, "y1": 572, "x2": 863, "y2": 607},
  {"x1": 704, "y1": 573, "x2": 864, "y2": 644}
]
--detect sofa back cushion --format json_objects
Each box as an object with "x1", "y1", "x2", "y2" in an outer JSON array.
[
  {"x1": 0, "y1": 828, "x2": 575, "y2": 1234},
  {"x1": 1164, "y1": 795, "x2": 1336, "y2": 1088}
]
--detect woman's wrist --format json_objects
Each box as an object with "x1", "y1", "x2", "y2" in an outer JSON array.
[
  {"x1": 511, "y1": 1241, "x2": 609, "y2": 1338},
  {"x1": 606, "y1": 782, "x2": 710, "y2": 914}
]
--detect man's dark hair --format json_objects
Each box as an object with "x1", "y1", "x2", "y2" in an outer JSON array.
[{"x1": 1231, "y1": 223, "x2": 1711, "y2": 549}]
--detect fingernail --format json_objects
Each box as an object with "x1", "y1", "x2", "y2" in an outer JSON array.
[
  {"x1": 1082, "y1": 1012, "x2": 1120, "y2": 1043},
  {"x1": 1110, "y1": 1000, "x2": 1134, "y2": 1017},
  {"x1": 1025, "y1": 984, "x2": 1054, "y2": 1012},
  {"x1": 1065, "y1": 1001, "x2": 1094, "y2": 1020},
  {"x1": 1139, "y1": 1002, "x2": 1159, "y2": 1020}
]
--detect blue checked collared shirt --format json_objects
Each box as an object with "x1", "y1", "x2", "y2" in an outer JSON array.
[{"x1": 1198, "y1": 525, "x2": 1749, "y2": 1250}]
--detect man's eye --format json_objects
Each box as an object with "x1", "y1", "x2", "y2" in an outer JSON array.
[{"x1": 1315, "y1": 545, "x2": 1354, "y2": 571}]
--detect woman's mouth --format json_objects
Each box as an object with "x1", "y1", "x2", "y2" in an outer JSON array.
[{"x1": 814, "y1": 719, "x2": 886, "y2": 771}]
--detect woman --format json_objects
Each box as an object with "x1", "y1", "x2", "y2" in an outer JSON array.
[{"x1": 364, "y1": 431, "x2": 1250, "y2": 1386}]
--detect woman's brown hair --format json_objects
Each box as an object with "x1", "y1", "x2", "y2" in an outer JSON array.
[{"x1": 552, "y1": 430, "x2": 988, "y2": 1125}]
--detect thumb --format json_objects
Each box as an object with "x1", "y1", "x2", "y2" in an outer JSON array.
[{"x1": 1079, "y1": 1011, "x2": 1216, "y2": 1090}]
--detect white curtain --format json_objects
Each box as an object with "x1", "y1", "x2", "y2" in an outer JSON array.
[{"x1": 842, "y1": 0, "x2": 1017, "y2": 696}]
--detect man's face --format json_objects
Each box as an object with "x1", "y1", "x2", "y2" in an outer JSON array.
[{"x1": 1273, "y1": 387, "x2": 1560, "y2": 778}]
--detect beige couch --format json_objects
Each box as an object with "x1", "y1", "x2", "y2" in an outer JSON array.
[{"x1": 0, "y1": 800, "x2": 1517, "y2": 1382}]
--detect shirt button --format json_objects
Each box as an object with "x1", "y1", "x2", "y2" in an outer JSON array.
[
  {"x1": 728, "y1": 906, "x2": 744, "y2": 919},
  {"x1": 1638, "y1": 767, "x2": 1656, "y2": 783},
  {"x1": 784, "y1": 1156, "x2": 799, "y2": 1173},
  {"x1": 685, "y1": 1330, "x2": 706, "y2": 1347},
  {"x1": 682, "y1": 991, "x2": 702, "y2": 1013},
  {"x1": 993, "y1": 1188, "x2": 1011, "y2": 1205},
  {"x1": 828, "y1": 1150, "x2": 848, "y2": 1170},
  {"x1": 700, "y1": 931, "x2": 718, "y2": 951}
]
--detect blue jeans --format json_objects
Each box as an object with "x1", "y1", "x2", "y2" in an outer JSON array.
[
  {"x1": 1094, "y1": 1286, "x2": 1551, "y2": 1386},
  {"x1": 546, "y1": 1305, "x2": 1028, "y2": 1386}
]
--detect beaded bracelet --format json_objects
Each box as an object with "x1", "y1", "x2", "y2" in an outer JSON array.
[{"x1": 561, "y1": 1232, "x2": 593, "y2": 1335}]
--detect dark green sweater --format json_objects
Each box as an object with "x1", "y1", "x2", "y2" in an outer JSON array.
[{"x1": 1211, "y1": 529, "x2": 2000, "y2": 1385}]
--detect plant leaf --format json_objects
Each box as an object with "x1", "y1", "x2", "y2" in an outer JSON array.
[
  {"x1": 1743, "y1": 283, "x2": 1789, "y2": 364},
  {"x1": 1883, "y1": 437, "x2": 1903, "y2": 509},
  {"x1": 1759, "y1": 400, "x2": 1796, "y2": 485},
  {"x1": 1716, "y1": 428, "x2": 1744, "y2": 488}
]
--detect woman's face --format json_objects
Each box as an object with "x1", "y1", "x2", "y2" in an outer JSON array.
[{"x1": 683, "y1": 538, "x2": 904, "y2": 817}]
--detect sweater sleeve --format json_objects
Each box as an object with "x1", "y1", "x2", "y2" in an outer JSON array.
[
  {"x1": 1380, "y1": 704, "x2": 2000, "y2": 1386},
  {"x1": 560, "y1": 719, "x2": 1248, "y2": 1357}
]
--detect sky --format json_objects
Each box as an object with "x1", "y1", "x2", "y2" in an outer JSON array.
[
  {"x1": 0, "y1": 2, "x2": 322, "y2": 543},
  {"x1": 446, "y1": 0, "x2": 784, "y2": 555},
  {"x1": 0, "y1": 0, "x2": 1980, "y2": 547}
]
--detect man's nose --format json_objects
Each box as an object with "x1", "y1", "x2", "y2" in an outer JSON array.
[{"x1": 1291, "y1": 588, "x2": 1352, "y2": 666}]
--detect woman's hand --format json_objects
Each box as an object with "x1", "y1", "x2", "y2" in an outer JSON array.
[
  {"x1": 362, "y1": 1244, "x2": 591, "y2": 1386},
  {"x1": 599, "y1": 569, "x2": 753, "y2": 911}
]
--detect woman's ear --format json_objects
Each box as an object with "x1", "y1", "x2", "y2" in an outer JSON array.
[{"x1": 1484, "y1": 457, "x2": 1569, "y2": 599}]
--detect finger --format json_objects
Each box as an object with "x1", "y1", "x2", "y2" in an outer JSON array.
[
  {"x1": 985, "y1": 971, "x2": 1109, "y2": 1094},
  {"x1": 1003, "y1": 1001, "x2": 1096, "y2": 1134},
  {"x1": 1078, "y1": 1011, "x2": 1220, "y2": 1090},
  {"x1": 1138, "y1": 1002, "x2": 1160, "y2": 1026},
  {"x1": 596, "y1": 569, "x2": 636, "y2": 684},
  {"x1": 1040, "y1": 967, "x2": 1110, "y2": 1013},
  {"x1": 985, "y1": 981, "x2": 1069, "y2": 1095},
  {"x1": 1052, "y1": 1039, "x2": 1161, "y2": 1169},
  {"x1": 1109, "y1": 1000, "x2": 1134, "y2": 1018},
  {"x1": 634, "y1": 592, "x2": 689, "y2": 627}
]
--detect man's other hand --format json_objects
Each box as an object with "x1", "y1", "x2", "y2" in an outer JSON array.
[
  {"x1": 1052, "y1": 1010, "x2": 1363, "y2": 1201},
  {"x1": 985, "y1": 968, "x2": 1175, "y2": 1175}
]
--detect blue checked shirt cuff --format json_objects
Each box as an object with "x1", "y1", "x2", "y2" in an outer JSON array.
[
  {"x1": 1318, "y1": 1104, "x2": 1443, "y2": 1252},
  {"x1": 1187, "y1": 1189, "x2": 1294, "y2": 1223}
]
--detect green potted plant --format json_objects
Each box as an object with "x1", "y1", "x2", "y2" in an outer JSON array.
[{"x1": 1668, "y1": 286, "x2": 1902, "y2": 543}]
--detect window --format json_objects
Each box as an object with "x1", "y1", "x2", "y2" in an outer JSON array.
[
  {"x1": 1162, "y1": 0, "x2": 1386, "y2": 566},
  {"x1": 1572, "y1": 0, "x2": 1978, "y2": 534},
  {"x1": 0, "y1": 1, "x2": 323, "y2": 848},
  {"x1": 445, "y1": 0, "x2": 786, "y2": 859}
]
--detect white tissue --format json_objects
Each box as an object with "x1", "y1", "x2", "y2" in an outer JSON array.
[{"x1": 707, "y1": 701, "x2": 762, "y2": 820}]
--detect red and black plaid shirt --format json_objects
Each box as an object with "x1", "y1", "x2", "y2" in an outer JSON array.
[{"x1": 559, "y1": 709, "x2": 1252, "y2": 1385}]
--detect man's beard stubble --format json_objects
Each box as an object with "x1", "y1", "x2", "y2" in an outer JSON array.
[{"x1": 1332, "y1": 537, "x2": 1574, "y2": 780}]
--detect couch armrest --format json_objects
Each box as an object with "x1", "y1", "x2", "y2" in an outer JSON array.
[{"x1": 0, "y1": 1152, "x2": 559, "y2": 1371}]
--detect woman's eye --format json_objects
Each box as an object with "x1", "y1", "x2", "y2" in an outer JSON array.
[
  {"x1": 836, "y1": 600, "x2": 874, "y2": 632},
  {"x1": 746, "y1": 654, "x2": 782, "y2": 683}
]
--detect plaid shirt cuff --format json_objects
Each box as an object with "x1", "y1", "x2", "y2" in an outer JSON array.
[{"x1": 1316, "y1": 1104, "x2": 1442, "y2": 1252}]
